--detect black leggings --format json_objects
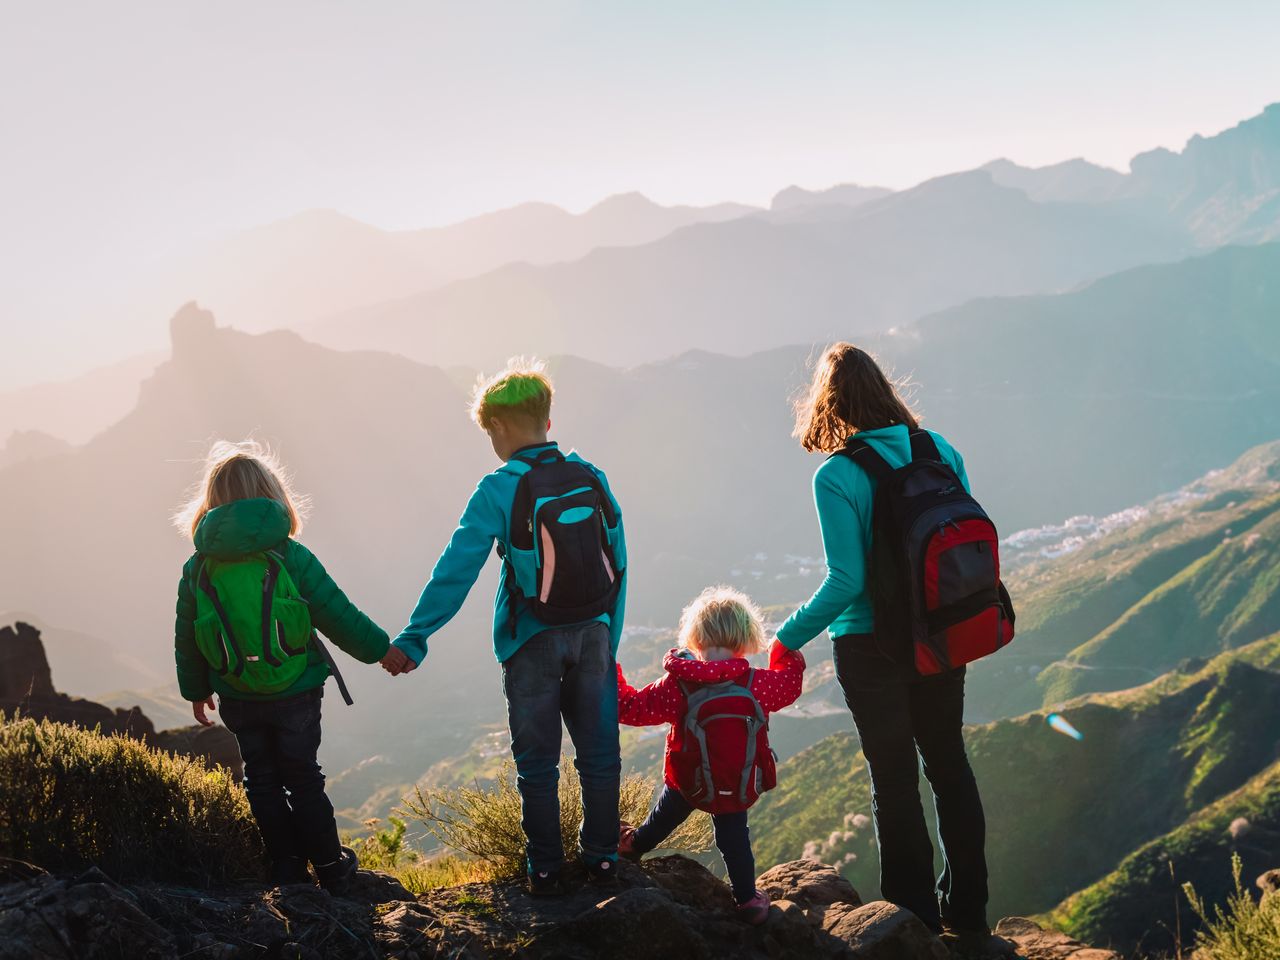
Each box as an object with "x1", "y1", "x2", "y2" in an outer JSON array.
[{"x1": 834, "y1": 633, "x2": 989, "y2": 932}]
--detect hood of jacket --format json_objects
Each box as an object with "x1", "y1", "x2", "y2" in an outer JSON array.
[
  {"x1": 662, "y1": 647, "x2": 752, "y2": 684},
  {"x1": 194, "y1": 498, "x2": 292, "y2": 560}
]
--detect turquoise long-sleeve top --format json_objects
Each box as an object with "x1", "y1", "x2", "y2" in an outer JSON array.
[
  {"x1": 776, "y1": 424, "x2": 969, "y2": 650},
  {"x1": 393, "y1": 442, "x2": 627, "y2": 664}
]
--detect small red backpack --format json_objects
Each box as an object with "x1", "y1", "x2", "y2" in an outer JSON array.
[{"x1": 670, "y1": 672, "x2": 776, "y2": 814}]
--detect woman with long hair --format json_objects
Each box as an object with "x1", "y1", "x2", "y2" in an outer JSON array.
[{"x1": 776, "y1": 343, "x2": 1010, "y2": 958}]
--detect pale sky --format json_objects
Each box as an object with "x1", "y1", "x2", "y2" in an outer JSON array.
[{"x1": 2, "y1": 0, "x2": 1279, "y2": 388}]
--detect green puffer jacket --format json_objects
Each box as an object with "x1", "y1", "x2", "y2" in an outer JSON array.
[{"x1": 174, "y1": 498, "x2": 389, "y2": 702}]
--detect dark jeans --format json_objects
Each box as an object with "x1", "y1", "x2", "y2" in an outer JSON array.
[
  {"x1": 633, "y1": 784, "x2": 756, "y2": 904},
  {"x1": 834, "y1": 634, "x2": 989, "y2": 933},
  {"x1": 218, "y1": 687, "x2": 341, "y2": 868},
  {"x1": 501, "y1": 621, "x2": 621, "y2": 875}
]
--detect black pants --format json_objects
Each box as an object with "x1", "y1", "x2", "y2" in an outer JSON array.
[
  {"x1": 218, "y1": 687, "x2": 342, "y2": 868},
  {"x1": 834, "y1": 634, "x2": 989, "y2": 932},
  {"x1": 632, "y1": 784, "x2": 756, "y2": 904}
]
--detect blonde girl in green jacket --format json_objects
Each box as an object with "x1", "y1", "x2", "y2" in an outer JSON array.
[{"x1": 173, "y1": 441, "x2": 389, "y2": 890}]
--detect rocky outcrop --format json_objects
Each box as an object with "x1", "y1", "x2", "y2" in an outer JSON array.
[
  {"x1": 995, "y1": 917, "x2": 1120, "y2": 959},
  {"x1": 0, "y1": 854, "x2": 1115, "y2": 959},
  {"x1": 0, "y1": 621, "x2": 241, "y2": 779}
]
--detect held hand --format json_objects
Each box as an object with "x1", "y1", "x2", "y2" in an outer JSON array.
[
  {"x1": 192, "y1": 696, "x2": 216, "y2": 727},
  {"x1": 380, "y1": 647, "x2": 417, "y2": 676}
]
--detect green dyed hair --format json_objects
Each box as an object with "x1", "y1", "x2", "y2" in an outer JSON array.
[{"x1": 471, "y1": 358, "x2": 554, "y2": 429}]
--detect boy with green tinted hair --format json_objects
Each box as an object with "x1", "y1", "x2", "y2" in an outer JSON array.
[{"x1": 382, "y1": 359, "x2": 627, "y2": 894}]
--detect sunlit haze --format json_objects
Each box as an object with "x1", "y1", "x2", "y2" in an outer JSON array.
[{"x1": 2, "y1": 0, "x2": 1279, "y2": 386}]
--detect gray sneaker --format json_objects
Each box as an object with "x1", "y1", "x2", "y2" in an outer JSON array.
[{"x1": 942, "y1": 928, "x2": 1019, "y2": 959}]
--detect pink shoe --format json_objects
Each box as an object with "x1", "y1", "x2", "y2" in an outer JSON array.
[
  {"x1": 737, "y1": 889, "x2": 771, "y2": 925},
  {"x1": 618, "y1": 823, "x2": 641, "y2": 862}
]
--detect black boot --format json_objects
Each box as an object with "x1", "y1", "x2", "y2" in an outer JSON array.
[{"x1": 314, "y1": 846, "x2": 358, "y2": 895}]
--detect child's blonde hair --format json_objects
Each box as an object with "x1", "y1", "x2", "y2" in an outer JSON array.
[
  {"x1": 470, "y1": 357, "x2": 554, "y2": 430},
  {"x1": 678, "y1": 586, "x2": 765, "y2": 657},
  {"x1": 173, "y1": 440, "x2": 307, "y2": 540}
]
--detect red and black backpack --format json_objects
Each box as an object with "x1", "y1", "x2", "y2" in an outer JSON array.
[{"x1": 836, "y1": 429, "x2": 1015, "y2": 676}]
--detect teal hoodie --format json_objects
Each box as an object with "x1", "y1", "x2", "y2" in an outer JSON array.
[
  {"x1": 393, "y1": 442, "x2": 627, "y2": 665},
  {"x1": 174, "y1": 498, "x2": 390, "y2": 701},
  {"x1": 776, "y1": 425, "x2": 969, "y2": 649}
]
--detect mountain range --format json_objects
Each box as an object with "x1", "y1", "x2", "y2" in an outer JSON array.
[{"x1": 136, "y1": 193, "x2": 757, "y2": 337}]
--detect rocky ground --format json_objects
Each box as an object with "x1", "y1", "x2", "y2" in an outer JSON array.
[{"x1": 0, "y1": 855, "x2": 1117, "y2": 960}]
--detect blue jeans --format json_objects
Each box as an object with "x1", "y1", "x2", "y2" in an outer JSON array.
[
  {"x1": 501, "y1": 621, "x2": 621, "y2": 875},
  {"x1": 218, "y1": 687, "x2": 342, "y2": 868},
  {"x1": 834, "y1": 634, "x2": 988, "y2": 933},
  {"x1": 633, "y1": 784, "x2": 757, "y2": 904}
]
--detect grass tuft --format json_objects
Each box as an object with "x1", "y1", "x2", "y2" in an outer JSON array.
[{"x1": 400, "y1": 757, "x2": 712, "y2": 879}]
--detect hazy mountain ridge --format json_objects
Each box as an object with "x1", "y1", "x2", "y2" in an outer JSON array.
[
  {"x1": 984, "y1": 102, "x2": 1280, "y2": 246},
  {"x1": 138, "y1": 193, "x2": 758, "y2": 338},
  {"x1": 309, "y1": 168, "x2": 1194, "y2": 369}
]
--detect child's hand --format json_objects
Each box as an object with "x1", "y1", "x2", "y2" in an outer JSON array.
[
  {"x1": 381, "y1": 647, "x2": 417, "y2": 676},
  {"x1": 191, "y1": 696, "x2": 216, "y2": 727}
]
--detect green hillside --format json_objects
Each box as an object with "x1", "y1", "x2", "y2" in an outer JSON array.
[
  {"x1": 967, "y1": 441, "x2": 1280, "y2": 720},
  {"x1": 1044, "y1": 758, "x2": 1280, "y2": 956},
  {"x1": 753, "y1": 633, "x2": 1280, "y2": 936}
]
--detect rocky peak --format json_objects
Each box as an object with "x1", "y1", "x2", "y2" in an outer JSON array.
[
  {"x1": 0, "y1": 854, "x2": 1117, "y2": 959},
  {"x1": 0, "y1": 621, "x2": 55, "y2": 702},
  {"x1": 168, "y1": 301, "x2": 218, "y2": 359}
]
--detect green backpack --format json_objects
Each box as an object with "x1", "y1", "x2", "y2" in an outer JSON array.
[{"x1": 193, "y1": 551, "x2": 313, "y2": 695}]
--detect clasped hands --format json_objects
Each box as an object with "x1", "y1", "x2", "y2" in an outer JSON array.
[{"x1": 380, "y1": 646, "x2": 417, "y2": 676}]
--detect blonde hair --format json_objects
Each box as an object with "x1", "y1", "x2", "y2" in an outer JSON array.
[
  {"x1": 470, "y1": 357, "x2": 554, "y2": 430},
  {"x1": 678, "y1": 586, "x2": 765, "y2": 658},
  {"x1": 173, "y1": 440, "x2": 307, "y2": 540},
  {"x1": 793, "y1": 342, "x2": 919, "y2": 453}
]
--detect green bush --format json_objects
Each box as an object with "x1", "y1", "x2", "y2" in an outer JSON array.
[
  {"x1": 1184, "y1": 854, "x2": 1280, "y2": 960},
  {"x1": 346, "y1": 817, "x2": 490, "y2": 894},
  {"x1": 0, "y1": 715, "x2": 262, "y2": 884},
  {"x1": 401, "y1": 758, "x2": 712, "y2": 879}
]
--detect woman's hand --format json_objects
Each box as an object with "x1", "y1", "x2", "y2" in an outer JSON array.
[{"x1": 192, "y1": 696, "x2": 217, "y2": 727}]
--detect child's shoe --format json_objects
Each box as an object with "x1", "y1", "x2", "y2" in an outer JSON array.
[
  {"x1": 617, "y1": 823, "x2": 642, "y2": 862},
  {"x1": 315, "y1": 846, "x2": 359, "y2": 895},
  {"x1": 527, "y1": 868, "x2": 566, "y2": 896},
  {"x1": 583, "y1": 854, "x2": 618, "y2": 885},
  {"x1": 268, "y1": 856, "x2": 312, "y2": 886},
  {"x1": 736, "y1": 889, "x2": 771, "y2": 925}
]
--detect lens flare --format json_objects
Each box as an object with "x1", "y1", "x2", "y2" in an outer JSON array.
[{"x1": 1047, "y1": 713, "x2": 1084, "y2": 741}]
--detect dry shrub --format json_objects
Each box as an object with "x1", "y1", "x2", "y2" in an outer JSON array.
[
  {"x1": 401, "y1": 758, "x2": 712, "y2": 878},
  {"x1": 0, "y1": 714, "x2": 261, "y2": 884}
]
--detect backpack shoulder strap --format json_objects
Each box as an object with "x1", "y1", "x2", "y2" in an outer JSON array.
[
  {"x1": 909, "y1": 428, "x2": 942, "y2": 462},
  {"x1": 833, "y1": 438, "x2": 894, "y2": 482}
]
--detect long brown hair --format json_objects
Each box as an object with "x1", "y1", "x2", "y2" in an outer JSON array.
[{"x1": 792, "y1": 343, "x2": 919, "y2": 453}]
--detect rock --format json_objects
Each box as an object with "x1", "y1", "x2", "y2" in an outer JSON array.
[
  {"x1": 343, "y1": 867, "x2": 414, "y2": 904},
  {"x1": 169, "y1": 302, "x2": 218, "y2": 358},
  {"x1": 0, "y1": 621, "x2": 55, "y2": 700},
  {"x1": 757, "y1": 859, "x2": 863, "y2": 912},
  {"x1": 1258, "y1": 868, "x2": 1280, "y2": 895},
  {"x1": 540, "y1": 886, "x2": 713, "y2": 959},
  {"x1": 645, "y1": 853, "x2": 738, "y2": 912},
  {"x1": 996, "y1": 917, "x2": 1122, "y2": 959},
  {"x1": 822, "y1": 901, "x2": 949, "y2": 959},
  {"x1": 0, "y1": 873, "x2": 177, "y2": 960}
]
